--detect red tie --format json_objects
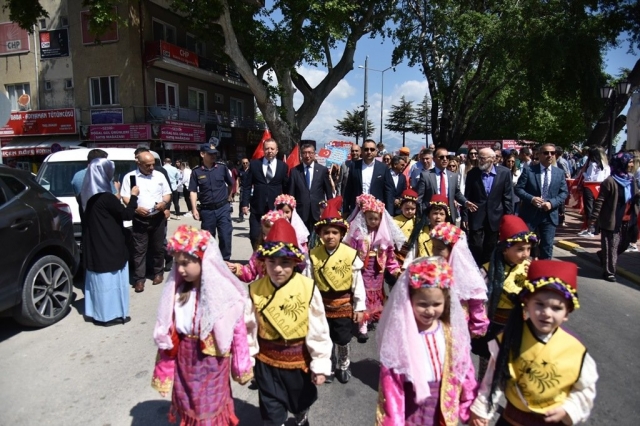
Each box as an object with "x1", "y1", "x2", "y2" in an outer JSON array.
[{"x1": 440, "y1": 170, "x2": 446, "y2": 195}]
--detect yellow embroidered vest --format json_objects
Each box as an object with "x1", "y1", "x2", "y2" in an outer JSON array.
[
  {"x1": 249, "y1": 274, "x2": 314, "y2": 342},
  {"x1": 482, "y1": 260, "x2": 530, "y2": 311},
  {"x1": 417, "y1": 225, "x2": 433, "y2": 257},
  {"x1": 309, "y1": 243, "x2": 357, "y2": 293},
  {"x1": 504, "y1": 323, "x2": 585, "y2": 414},
  {"x1": 393, "y1": 214, "x2": 415, "y2": 240}
]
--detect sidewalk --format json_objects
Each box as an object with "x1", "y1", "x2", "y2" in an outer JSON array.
[{"x1": 554, "y1": 210, "x2": 640, "y2": 285}]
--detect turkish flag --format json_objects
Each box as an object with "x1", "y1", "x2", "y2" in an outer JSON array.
[
  {"x1": 286, "y1": 144, "x2": 300, "y2": 175},
  {"x1": 251, "y1": 129, "x2": 271, "y2": 160}
]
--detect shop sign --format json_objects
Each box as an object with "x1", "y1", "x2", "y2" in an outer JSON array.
[
  {"x1": 0, "y1": 108, "x2": 76, "y2": 136},
  {"x1": 88, "y1": 124, "x2": 151, "y2": 141},
  {"x1": 39, "y1": 29, "x2": 69, "y2": 59},
  {"x1": 159, "y1": 40, "x2": 198, "y2": 67},
  {"x1": 164, "y1": 142, "x2": 199, "y2": 151},
  {"x1": 90, "y1": 108, "x2": 124, "y2": 124},
  {"x1": 0, "y1": 22, "x2": 30, "y2": 56},
  {"x1": 154, "y1": 121, "x2": 205, "y2": 142}
]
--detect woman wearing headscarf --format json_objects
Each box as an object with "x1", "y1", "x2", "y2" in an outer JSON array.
[
  {"x1": 81, "y1": 158, "x2": 140, "y2": 325},
  {"x1": 590, "y1": 152, "x2": 639, "y2": 282}
]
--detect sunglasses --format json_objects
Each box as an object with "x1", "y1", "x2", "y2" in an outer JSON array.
[
  {"x1": 437, "y1": 155, "x2": 448, "y2": 160},
  {"x1": 242, "y1": 162, "x2": 249, "y2": 164},
  {"x1": 363, "y1": 148, "x2": 376, "y2": 152},
  {"x1": 542, "y1": 151, "x2": 555, "y2": 156},
  {"x1": 469, "y1": 152, "x2": 478, "y2": 156}
]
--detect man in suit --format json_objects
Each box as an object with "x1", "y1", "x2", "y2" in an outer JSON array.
[
  {"x1": 342, "y1": 139, "x2": 395, "y2": 216},
  {"x1": 340, "y1": 143, "x2": 361, "y2": 196},
  {"x1": 288, "y1": 143, "x2": 334, "y2": 231},
  {"x1": 463, "y1": 147, "x2": 514, "y2": 265},
  {"x1": 390, "y1": 155, "x2": 408, "y2": 215},
  {"x1": 241, "y1": 138, "x2": 289, "y2": 249},
  {"x1": 515, "y1": 143, "x2": 569, "y2": 259},
  {"x1": 416, "y1": 146, "x2": 473, "y2": 223}
]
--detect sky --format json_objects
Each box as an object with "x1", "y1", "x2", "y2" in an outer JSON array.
[{"x1": 296, "y1": 30, "x2": 638, "y2": 155}]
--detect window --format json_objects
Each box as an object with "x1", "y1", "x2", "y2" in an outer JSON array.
[
  {"x1": 230, "y1": 97, "x2": 244, "y2": 119},
  {"x1": 188, "y1": 88, "x2": 206, "y2": 112},
  {"x1": 5, "y1": 83, "x2": 31, "y2": 111},
  {"x1": 152, "y1": 19, "x2": 176, "y2": 44},
  {"x1": 39, "y1": 19, "x2": 47, "y2": 30},
  {"x1": 186, "y1": 34, "x2": 205, "y2": 56},
  {"x1": 65, "y1": 79, "x2": 73, "y2": 89},
  {"x1": 215, "y1": 93, "x2": 224, "y2": 104},
  {"x1": 44, "y1": 81, "x2": 52, "y2": 91},
  {"x1": 155, "y1": 80, "x2": 178, "y2": 108},
  {"x1": 90, "y1": 76, "x2": 119, "y2": 106}
]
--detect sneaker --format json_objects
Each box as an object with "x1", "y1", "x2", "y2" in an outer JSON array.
[
  {"x1": 324, "y1": 373, "x2": 334, "y2": 384},
  {"x1": 183, "y1": 212, "x2": 193, "y2": 218},
  {"x1": 171, "y1": 214, "x2": 180, "y2": 220},
  {"x1": 626, "y1": 245, "x2": 639, "y2": 253},
  {"x1": 603, "y1": 274, "x2": 616, "y2": 282},
  {"x1": 577, "y1": 229, "x2": 590, "y2": 237},
  {"x1": 335, "y1": 368, "x2": 352, "y2": 384},
  {"x1": 294, "y1": 409, "x2": 309, "y2": 426}
]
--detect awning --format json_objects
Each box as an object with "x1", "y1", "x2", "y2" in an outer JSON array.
[{"x1": 1, "y1": 137, "x2": 82, "y2": 158}]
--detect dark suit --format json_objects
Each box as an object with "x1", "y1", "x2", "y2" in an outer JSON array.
[
  {"x1": 240, "y1": 157, "x2": 289, "y2": 246},
  {"x1": 515, "y1": 164, "x2": 568, "y2": 259},
  {"x1": 464, "y1": 165, "x2": 514, "y2": 265},
  {"x1": 391, "y1": 171, "x2": 408, "y2": 216},
  {"x1": 342, "y1": 160, "x2": 395, "y2": 216},
  {"x1": 288, "y1": 162, "x2": 333, "y2": 231},
  {"x1": 416, "y1": 168, "x2": 466, "y2": 222}
]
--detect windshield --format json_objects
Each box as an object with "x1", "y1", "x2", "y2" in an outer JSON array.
[{"x1": 37, "y1": 160, "x2": 137, "y2": 197}]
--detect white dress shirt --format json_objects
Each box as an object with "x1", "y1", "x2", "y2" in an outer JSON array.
[
  {"x1": 121, "y1": 169, "x2": 171, "y2": 214},
  {"x1": 361, "y1": 160, "x2": 376, "y2": 194},
  {"x1": 390, "y1": 170, "x2": 400, "y2": 188},
  {"x1": 262, "y1": 158, "x2": 276, "y2": 179}
]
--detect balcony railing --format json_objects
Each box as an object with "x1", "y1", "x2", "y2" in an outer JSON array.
[{"x1": 132, "y1": 105, "x2": 266, "y2": 130}]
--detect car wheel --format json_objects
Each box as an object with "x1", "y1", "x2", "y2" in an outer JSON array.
[{"x1": 14, "y1": 255, "x2": 73, "y2": 327}]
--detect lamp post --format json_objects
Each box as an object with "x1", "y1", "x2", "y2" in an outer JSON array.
[
  {"x1": 600, "y1": 80, "x2": 632, "y2": 156},
  {"x1": 359, "y1": 63, "x2": 393, "y2": 145}
]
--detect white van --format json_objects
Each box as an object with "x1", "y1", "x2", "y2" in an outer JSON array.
[{"x1": 35, "y1": 148, "x2": 160, "y2": 244}]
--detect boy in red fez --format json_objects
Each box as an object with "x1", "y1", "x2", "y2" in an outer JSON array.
[
  {"x1": 245, "y1": 219, "x2": 332, "y2": 426},
  {"x1": 309, "y1": 203, "x2": 365, "y2": 384},
  {"x1": 471, "y1": 260, "x2": 598, "y2": 426}
]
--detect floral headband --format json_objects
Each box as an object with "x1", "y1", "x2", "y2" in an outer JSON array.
[
  {"x1": 518, "y1": 276, "x2": 580, "y2": 310},
  {"x1": 430, "y1": 223, "x2": 464, "y2": 246},
  {"x1": 167, "y1": 225, "x2": 211, "y2": 260},
  {"x1": 261, "y1": 210, "x2": 286, "y2": 226},
  {"x1": 407, "y1": 256, "x2": 454, "y2": 289},
  {"x1": 356, "y1": 194, "x2": 384, "y2": 214},
  {"x1": 356, "y1": 193, "x2": 376, "y2": 207},
  {"x1": 274, "y1": 194, "x2": 297, "y2": 209}
]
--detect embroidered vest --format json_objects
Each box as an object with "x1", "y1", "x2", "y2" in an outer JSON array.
[
  {"x1": 393, "y1": 214, "x2": 416, "y2": 240},
  {"x1": 310, "y1": 243, "x2": 357, "y2": 293},
  {"x1": 482, "y1": 260, "x2": 530, "y2": 311},
  {"x1": 249, "y1": 274, "x2": 314, "y2": 342},
  {"x1": 504, "y1": 324, "x2": 585, "y2": 414},
  {"x1": 417, "y1": 225, "x2": 433, "y2": 258}
]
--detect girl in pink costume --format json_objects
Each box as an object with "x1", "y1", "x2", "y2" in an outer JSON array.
[
  {"x1": 376, "y1": 256, "x2": 477, "y2": 426},
  {"x1": 227, "y1": 210, "x2": 285, "y2": 283},
  {"x1": 274, "y1": 194, "x2": 310, "y2": 252},
  {"x1": 151, "y1": 225, "x2": 252, "y2": 425},
  {"x1": 343, "y1": 193, "x2": 406, "y2": 342},
  {"x1": 429, "y1": 222, "x2": 490, "y2": 338}
]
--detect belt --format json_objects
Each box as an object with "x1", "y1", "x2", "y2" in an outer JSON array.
[{"x1": 199, "y1": 200, "x2": 229, "y2": 210}]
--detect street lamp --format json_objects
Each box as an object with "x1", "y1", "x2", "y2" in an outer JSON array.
[
  {"x1": 359, "y1": 63, "x2": 393, "y2": 145},
  {"x1": 600, "y1": 80, "x2": 632, "y2": 156}
]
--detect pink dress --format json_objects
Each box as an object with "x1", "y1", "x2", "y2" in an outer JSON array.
[{"x1": 234, "y1": 252, "x2": 265, "y2": 283}]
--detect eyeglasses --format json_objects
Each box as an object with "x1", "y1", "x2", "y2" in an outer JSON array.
[
  {"x1": 437, "y1": 155, "x2": 448, "y2": 160},
  {"x1": 363, "y1": 148, "x2": 376, "y2": 152},
  {"x1": 542, "y1": 151, "x2": 555, "y2": 156}
]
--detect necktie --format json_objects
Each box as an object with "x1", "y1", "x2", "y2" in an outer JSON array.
[
  {"x1": 542, "y1": 168, "x2": 549, "y2": 200},
  {"x1": 266, "y1": 163, "x2": 273, "y2": 183},
  {"x1": 439, "y1": 170, "x2": 446, "y2": 195},
  {"x1": 305, "y1": 166, "x2": 311, "y2": 189}
]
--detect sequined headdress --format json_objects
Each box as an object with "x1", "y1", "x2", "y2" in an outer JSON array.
[
  {"x1": 519, "y1": 260, "x2": 579, "y2": 310},
  {"x1": 257, "y1": 218, "x2": 306, "y2": 263}
]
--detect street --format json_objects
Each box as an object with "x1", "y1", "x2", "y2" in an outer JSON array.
[{"x1": 1, "y1": 201, "x2": 639, "y2": 425}]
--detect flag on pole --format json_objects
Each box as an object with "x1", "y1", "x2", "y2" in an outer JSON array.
[
  {"x1": 251, "y1": 129, "x2": 271, "y2": 159},
  {"x1": 286, "y1": 144, "x2": 300, "y2": 175}
]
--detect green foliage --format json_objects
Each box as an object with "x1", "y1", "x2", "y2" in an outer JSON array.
[
  {"x1": 385, "y1": 96, "x2": 421, "y2": 147},
  {"x1": 334, "y1": 109, "x2": 375, "y2": 145},
  {"x1": 2, "y1": 0, "x2": 48, "y2": 32}
]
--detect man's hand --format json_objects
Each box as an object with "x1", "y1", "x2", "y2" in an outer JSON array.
[
  {"x1": 544, "y1": 406, "x2": 571, "y2": 424},
  {"x1": 312, "y1": 373, "x2": 326, "y2": 386},
  {"x1": 394, "y1": 198, "x2": 401, "y2": 206},
  {"x1": 164, "y1": 209, "x2": 170, "y2": 219},
  {"x1": 541, "y1": 201, "x2": 552, "y2": 211},
  {"x1": 155, "y1": 201, "x2": 167, "y2": 211},
  {"x1": 135, "y1": 206, "x2": 150, "y2": 216},
  {"x1": 242, "y1": 206, "x2": 249, "y2": 215},
  {"x1": 192, "y1": 209, "x2": 200, "y2": 221},
  {"x1": 531, "y1": 196, "x2": 544, "y2": 208},
  {"x1": 113, "y1": 180, "x2": 121, "y2": 194},
  {"x1": 465, "y1": 200, "x2": 478, "y2": 212}
]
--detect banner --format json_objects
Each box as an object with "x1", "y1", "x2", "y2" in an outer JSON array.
[
  {"x1": 0, "y1": 22, "x2": 30, "y2": 56},
  {"x1": 90, "y1": 108, "x2": 124, "y2": 124},
  {"x1": 327, "y1": 140, "x2": 354, "y2": 148},
  {"x1": 87, "y1": 124, "x2": 151, "y2": 141},
  {"x1": 0, "y1": 108, "x2": 76, "y2": 136},
  {"x1": 159, "y1": 40, "x2": 198, "y2": 67},
  {"x1": 153, "y1": 120, "x2": 205, "y2": 142},
  {"x1": 39, "y1": 29, "x2": 69, "y2": 59},
  {"x1": 317, "y1": 145, "x2": 349, "y2": 167}
]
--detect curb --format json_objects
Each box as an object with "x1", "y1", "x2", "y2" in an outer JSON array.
[{"x1": 555, "y1": 240, "x2": 640, "y2": 286}]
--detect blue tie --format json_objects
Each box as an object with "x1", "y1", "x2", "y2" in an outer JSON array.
[
  {"x1": 305, "y1": 166, "x2": 311, "y2": 189},
  {"x1": 542, "y1": 168, "x2": 549, "y2": 200}
]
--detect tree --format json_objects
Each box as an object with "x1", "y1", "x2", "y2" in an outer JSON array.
[
  {"x1": 413, "y1": 94, "x2": 432, "y2": 142},
  {"x1": 334, "y1": 109, "x2": 375, "y2": 145},
  {"x1": 4, "y1": 0, "x2": 396, "y2": 152},
  {"x1": 385, "y1": 96, "x2": 419, "y2": 147}
]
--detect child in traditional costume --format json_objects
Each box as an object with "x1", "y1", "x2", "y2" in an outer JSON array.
[
  {"x1": 472, "y1": 215, "x2": 537, "y2": 378},
  {"x1": 391, "y1": 189, "x2": 419, "y2": 271},
  {"x1": 309, "y1": 202, "x2": 366, "y2": 384},
  {"x1": 227, "y1": 210, "x2": 285, "y2": 283},
  {"x1": 403, "y1": 194, "x2": 451, "y2": 266},
  {"x1": 309, "y1": 197, "x2": 343, "y2": 250},
  {"x1": 343, "y1": 194, "x2": 406, "y2": 343},
  {"x1": 275, "y1": 194, "x2": 310, "y2": 252},
  {"x1": 470, "y1": 260, "x2": 598, "y2": 426},
  {"x1": 376, "y1": 256, "x2": 477, "y2": 425},
  {"x1": 151, "y1": 225, "x2": 252, "y2": 425},
  {"x1": 429, "y1": 222, "x2": 489, "y2": 338},
  {"x1": 245, "y1": 219, "x2": 332, "y2": 426}
]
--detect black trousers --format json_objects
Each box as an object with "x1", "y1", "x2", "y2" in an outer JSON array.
[
  {"x1": 582, "y1": 186, "x2": 598, "y2": 232},
  {"x1": 171, "y1": 190, "x2": 180, "y2": 215},
  {"x1": 182, "y1": 188, "x2": 193, "y2": 212},
  {"x1": 328, "y1": 317, "x2": 353, "y2": 346},
  {"x1": 468, "y1": 219, "x2": 499, "y2": 266},
  {"x1": 249, "y1": 211, "x2": 264, "y2": 249},
  {"x1": 131, "y1": 214, "x2": 166, "y2": 282},
  {"x1": 254, "y1": 359, "x2": 317, "y2": 426}
]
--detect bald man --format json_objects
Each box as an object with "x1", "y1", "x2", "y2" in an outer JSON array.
[{"x1": 121, "y1": 151, "x2": 172, "y2": 293}]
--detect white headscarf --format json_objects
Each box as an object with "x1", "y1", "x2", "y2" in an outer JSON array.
[{"x1": 80, "y1": 158, "x2": 114, "y2": 210}]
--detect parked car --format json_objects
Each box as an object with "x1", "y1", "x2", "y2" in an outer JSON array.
[{"x1": 0, "y1": 165, "x2": 80, "y2": 327}]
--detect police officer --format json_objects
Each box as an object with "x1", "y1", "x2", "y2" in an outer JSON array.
[{"x1": 189, "y1": 140, "x2": 234, "y2": 260}]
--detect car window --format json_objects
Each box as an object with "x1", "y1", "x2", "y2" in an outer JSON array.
[
  {"x1": 0, "y1": 180, "x2": 8, "y2": 207},
  {"x1": 1, "y1": 175, "x2": 27, "y2": 197},
  {"x1": 36, "y1": 160, "x2": 136, "y2": 197}
]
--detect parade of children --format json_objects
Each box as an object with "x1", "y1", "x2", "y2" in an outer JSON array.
[{"x1": 148, "y1": 143, "x2": 605, "y2": 426}]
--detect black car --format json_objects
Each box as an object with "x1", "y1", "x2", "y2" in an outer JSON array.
[{"x1": 0, "y1": 165, "x2": 80, "y2": 327}]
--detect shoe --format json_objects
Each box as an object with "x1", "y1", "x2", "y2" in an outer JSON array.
[
  {"x1": 238, "y1": 218, "x2": 245, "y2": 223},
  {"x1": 577, "y1": 229, "x2": 589, "y2": 237},
  {"x1": 357, "y1": 332, "x2": 368, "y2": 343},
  {"x1": 171, "y1": 215, "x2": 180, "y2": 220},
  {"x1": 184, "y1": 212, "x2": 193, "y2": 218},
  {"x1": 603, "y1": 274, "x2": 616, "y2": 282},
  {"x1": 153, "y1": 274, "x2": 164, "y2": 285},
  {"x1": 626, "y1": 245, "x2": 639, "y2": 253},
  {"x1": 134, "y1": 280, "x2": 145, "y2": 293},
  {"x1": 164, "y1": 261, "x2": 173, "y2": 272},
  {"x1": 94, "y1": 316, "x2": 131, "y2": 327},
  {"x1": 369, "y1": 321, "x2": 377, "y2": 331},
  {"x1": 335, "y1": 368, "x2": 352, "y2": 384},
  {"x1": 294, "y1": 409, "x2": 309, "y2": 426},
  {"x1": 248, "y1": 379, "x2": 258, "y2": 390},
  {"x1": 324, "y1": 373, "x2": 334, "y2": 384}
]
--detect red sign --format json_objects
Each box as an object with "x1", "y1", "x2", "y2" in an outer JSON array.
[
  {"x1": 0, "y1": 22, "x2": 30, "y2": 56},
  {"x1": 0, "y1": 108, "x2": 76, "y2": 136},
  {"x1": 88, "y1": 141, "x2": 150, "y2": 149},
  {"x1": 88, "y1": 124, "x2": 151, "y2": 141},
  {"x1": 327, "y1": 140, "x2": 354, "y2": 148},
  {"x1": 156, "y1": 121, "x2": 205, "y2": 142},
  {"x1": 159, "y1": 40, "x2": 199, "y2": 67},
  {"x1": 164, "y1": 142, "x2": 199, "y2": 151},
  {"x1": 2, "y1": 146, "x2": 54, "y2": 158}
]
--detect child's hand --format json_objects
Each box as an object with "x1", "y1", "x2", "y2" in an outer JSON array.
[
  {"x1": 225, "y1": 261, "x2": 237, "y2": 273},
  {"x1": 544, "y1": 407, "x2": 571, "y2": 424},
  {"x1": 159, "y1": 391, "x2": 167, "y2": 398},
  {"x1": 312, "y1": 373, "x2": 326, "y2": 385},
  {"x1": 469, "y1": 412, "x2": 489, "y2": 426},
  {"x1": 353, "y1": 311, "x2": 364, "y2": 323}
]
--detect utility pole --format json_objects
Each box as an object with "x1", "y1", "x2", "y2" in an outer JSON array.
[{"x1": 363, "y1": 56, "x2": 368, "y2": 142}]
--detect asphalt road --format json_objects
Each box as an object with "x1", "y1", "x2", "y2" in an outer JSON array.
[{"x1": 1, "y1": 201, "x2": 639, "y2": 425}]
